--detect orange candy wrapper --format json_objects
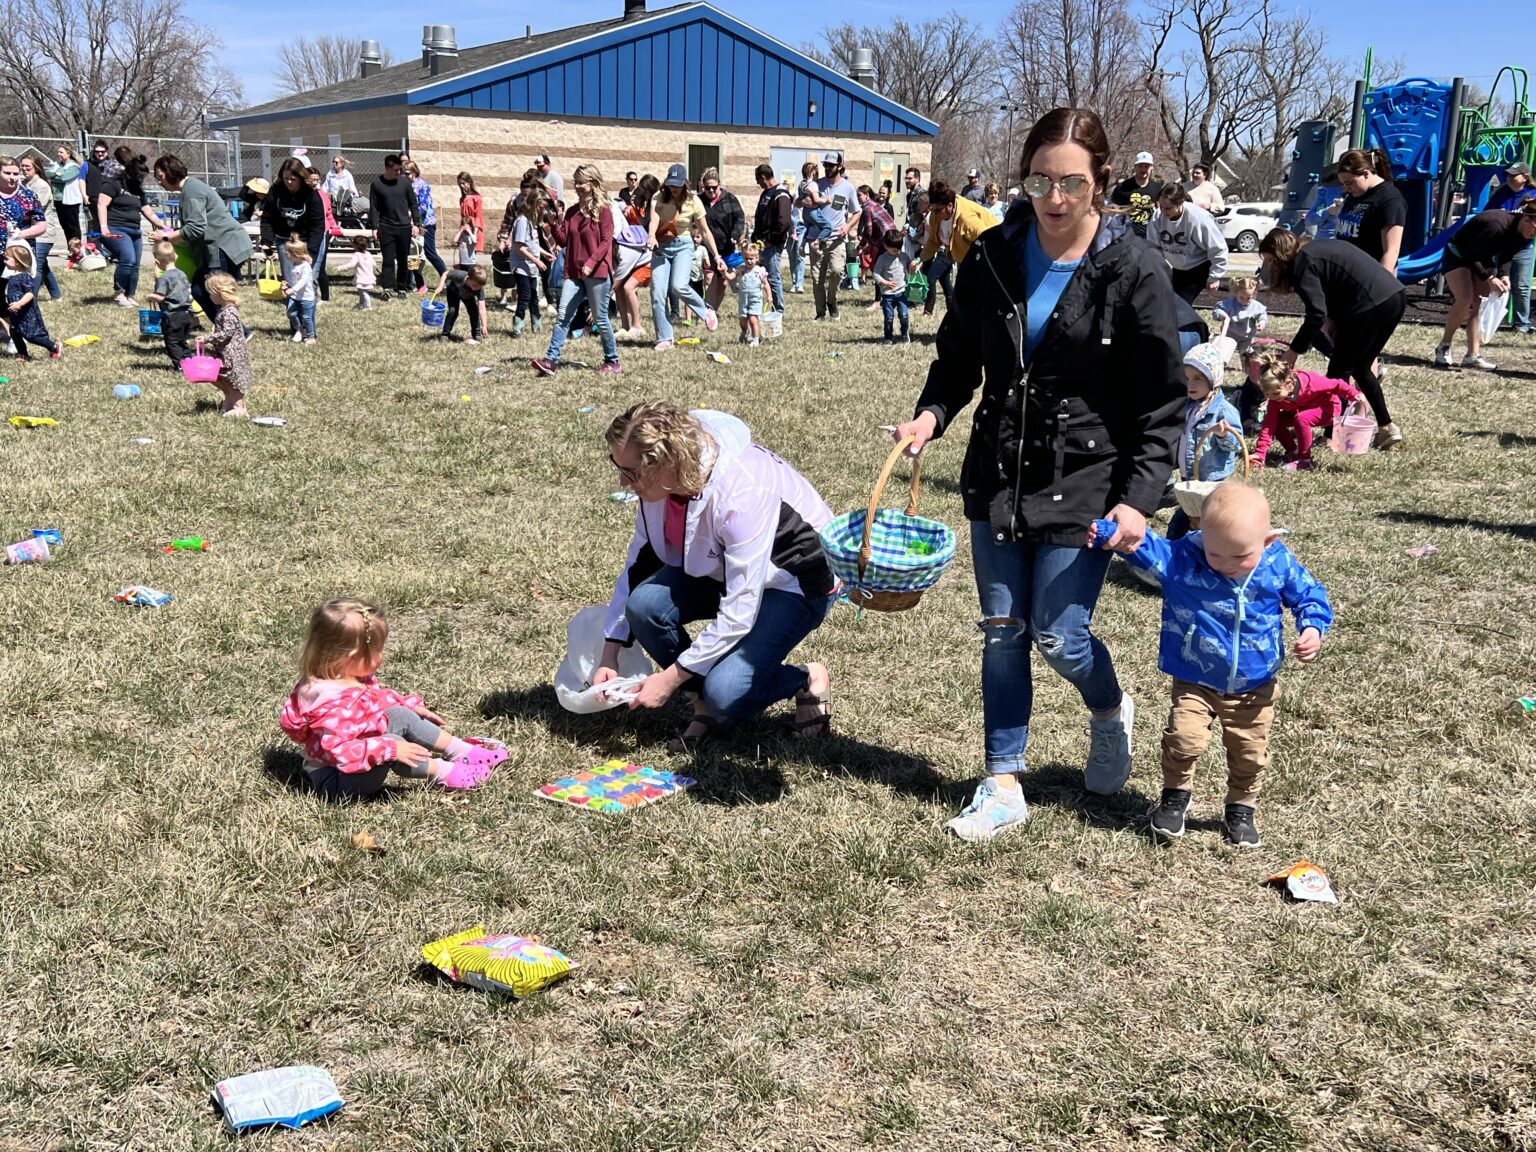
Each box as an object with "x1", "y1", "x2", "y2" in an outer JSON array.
[{"x1": 1266, "y1": 860, "x2": 1338, "y2": 904}]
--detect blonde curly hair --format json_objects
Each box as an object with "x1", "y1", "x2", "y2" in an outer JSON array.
[
  {"x1": 1256, "y1": 350, "x2": 1296, "y2": 400},
  {"x1": 605, "y1": 402, "x2": 715, "y2": 494}
]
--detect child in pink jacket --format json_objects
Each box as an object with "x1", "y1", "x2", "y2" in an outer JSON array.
[{"x1": 1253, "y1": 352, "x2": 1362, "y2": 470}]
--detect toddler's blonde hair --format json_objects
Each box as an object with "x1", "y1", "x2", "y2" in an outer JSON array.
[
  {"x1": 299, "y1": 597, "x2": 388, "y2": 681},
  {"x1": 1230, "y1": 276, "x2": 1259, "y2": 293},
  {"x1": 206, "y1": 273, "x2": 240, "y2": 307},
  {"x1": 284, "y1": 237, "x2": 311, "y2": 263},
  {"x1": 605, "y1": 402, "x2": 714, "y2": 495},
  {"x1": 1256, "y1": 350, "x2": 1295, "y2": 400},
  {"x1": 152, "y1": 239, "x2": 177, "y2": 265}
]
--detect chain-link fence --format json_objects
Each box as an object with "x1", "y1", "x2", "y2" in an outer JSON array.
[{"x1": 234, "y1": 141, "x2": 402, "y2": 202}]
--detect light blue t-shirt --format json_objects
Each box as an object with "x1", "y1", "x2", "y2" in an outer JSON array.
[
  {"x1": 814, "y1": 177, "x2": 858, "y2": 233},
  {"x1": 1022, "y1": 223, "x2": 1082, "y2": 362}
]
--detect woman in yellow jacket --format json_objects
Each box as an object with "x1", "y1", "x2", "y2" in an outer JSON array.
[{"x1": 920, "y1": 180, "x2": 1000, "y2": 315}]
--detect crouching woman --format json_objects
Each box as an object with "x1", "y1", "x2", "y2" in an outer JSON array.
[{"x1": 593, "y1": 402, "x2": 838, "y2": 751}]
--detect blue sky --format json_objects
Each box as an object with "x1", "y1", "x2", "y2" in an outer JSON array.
[{"x1": 218, "y1": 0, "x2": 1517, "y2": 108}]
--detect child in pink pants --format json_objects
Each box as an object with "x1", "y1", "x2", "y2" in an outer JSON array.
[{"x1": 1253, "y1": 353, "x2": 1362, "y2": 470}]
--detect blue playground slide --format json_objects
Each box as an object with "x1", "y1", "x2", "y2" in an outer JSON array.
[{"x1": 1395, "y1": 217, "x2": 1465, "y2": 283}]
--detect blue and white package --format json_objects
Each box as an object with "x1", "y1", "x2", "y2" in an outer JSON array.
[{"x1": 211, "y1": 1065, "x2": 343, "y2": 1131}]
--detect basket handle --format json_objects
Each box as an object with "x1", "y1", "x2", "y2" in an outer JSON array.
[
  {"x1": 858, "y1": 436, "x2": 924, "y2": 579},
  {"x1": 194, "y1": 338, "x2": 204, "y2": 356},
  {"x1": 1192, "y1": 424, "x2": 1251, "y2": 482}
]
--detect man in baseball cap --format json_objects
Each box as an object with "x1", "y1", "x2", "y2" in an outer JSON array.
[
  {"x1": 963, "y1": 168, "x2": 985, "y2": 203},
  {"x1": 821, "y1": 150, "x2": 843, "y2": 167},
  {"x1": 1110, "y1": 150, "x2": 1164, "y2": 236},
  {"x1": 533, "y1": 152, "x2": 564, "y2": 202}
]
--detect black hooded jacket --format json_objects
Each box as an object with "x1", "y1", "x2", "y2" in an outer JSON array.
[{"x1": 913, "y1": 202, "x2": 1185, "y2": 546}]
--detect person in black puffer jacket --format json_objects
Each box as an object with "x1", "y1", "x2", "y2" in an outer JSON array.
[
  {"x1": 894, "y1": 106, "x2": 1184, "y2": 843},
  {"x1": 699, "y1": 167, "x2": 744, "y2": 312},
  {"x1": 259, "y1": 158, "x2": 326, "y2": 284}
]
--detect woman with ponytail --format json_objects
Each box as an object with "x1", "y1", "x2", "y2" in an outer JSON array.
[
  {"x1": 1336, "y1": 148, "x2": 1407, "y2": 274},
  {"x1": 531, "y1": 163, "x2": 619, "y2": 376}
]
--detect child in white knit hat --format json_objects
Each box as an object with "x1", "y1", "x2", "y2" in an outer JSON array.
[{"x1": 1171, "y1": 341, "x2": 1245, "y2": 539}]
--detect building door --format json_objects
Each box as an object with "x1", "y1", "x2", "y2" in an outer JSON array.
[
  {"x1": 687, "y1": 144, "x2": 722, "y2": 187},
  {"x1": 874, "y1": 151, "x2": 910, "y2": 226}
]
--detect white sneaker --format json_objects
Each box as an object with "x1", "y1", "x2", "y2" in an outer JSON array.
[
  {"x1": 944, "y1": 778, "x2": 1029, "y2": 842},
  {"x1": 1433, "y1": 344, "x2": 1452, "y2": 368},
  {"x1": 290, "y1": 332, "x2": 303, "y2": 343},
  {"x1": 1084, "y1": 695, "x2": 1135, "y2": 796},
  {"x1": 466, "y1": 337, "x2": 480, "y2": 345},
  {"x1": 1462, "y1": 354, "x2": 1497, "y2": 371}
]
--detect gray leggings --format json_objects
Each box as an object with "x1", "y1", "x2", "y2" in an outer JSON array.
[{"x1": 306, "y1": 705, "x2": 444, "y2": 798}]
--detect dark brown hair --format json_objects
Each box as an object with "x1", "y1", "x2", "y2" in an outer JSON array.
[
  {"x1": 153, "y1": 154, "x2": 188, "y2": 184},
  {"x1": 1338, "y1": 148, "x2": 1393, "y2": 182},
  {"x1": 928, "y1": 180, "x2": 956, "y2": 207},
  {"x1": 1258, "y1": 229, "x2": 1308, "y2": 291},
  {"x1": 1018, "y1": 107, "x2": 1113, "y2": 208},
  {"x1": 1158, "y1": 182, "x2": 1189, "y2": 207}
]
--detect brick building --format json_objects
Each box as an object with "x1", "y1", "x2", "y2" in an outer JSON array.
[{"x1": 212, "y1": 1, "x2": 937, "y2": 236}]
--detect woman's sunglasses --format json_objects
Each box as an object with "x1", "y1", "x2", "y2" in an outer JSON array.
[
  {"x1": 609, "y1": 453, "x2": 641, "y2": 485},
  {"x1": 1022, "y1": 174, "x2": 1092, "y2": 200}
]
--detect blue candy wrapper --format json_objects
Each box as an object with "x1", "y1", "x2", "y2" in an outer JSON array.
[
  {"x1": 211, "y1": 1065, "x2": 343, "y2": 1131},
  {"x1": 114, "y1": 585, "x2": 173, "y2": 607},
  {"x1": 1089, "y1": 518, "x2": 1116, "y2": 548}
]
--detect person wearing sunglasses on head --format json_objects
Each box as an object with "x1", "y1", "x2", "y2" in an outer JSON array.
[
  {"x1": 892, "y1": 107, "x2": 1185, "y2": 844},
  {"x1": 918, "y1": 180, "x2": 999, "y2": 317}
]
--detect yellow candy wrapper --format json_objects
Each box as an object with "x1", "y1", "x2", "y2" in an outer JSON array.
[
  {"x1": 421, "y1": 925, "x2": 577, "y2": 998},
  {"x1": 61, "y1": 334, "x2": 100, "y2": 347},
  {"x1": 1266, "y1": 860, "x2": 1338, "y2": 904},
  {"x1": 8, "y1": 416, "x2": 59, "y2": 429}
]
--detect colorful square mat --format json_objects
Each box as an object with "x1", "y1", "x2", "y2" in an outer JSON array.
[{"x1": 536, "y1": 760, "x2": 695, "y2": 814}]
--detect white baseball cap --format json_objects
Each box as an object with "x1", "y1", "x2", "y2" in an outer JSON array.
[{"x1": 1135, "y1": 151, "x2": 1155, "y2": 166}]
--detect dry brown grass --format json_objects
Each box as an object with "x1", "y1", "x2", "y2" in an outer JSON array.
[{"x1": 0, "y1": 268, "x2": 1534, "y2": 1151}]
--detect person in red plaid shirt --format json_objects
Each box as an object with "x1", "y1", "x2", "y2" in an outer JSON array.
[{"x1": 856, "y1": 185, "x2": 894, "y2": 299}]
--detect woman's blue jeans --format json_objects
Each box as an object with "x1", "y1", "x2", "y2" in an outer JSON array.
[
  {"x1": 1511, "y1": 242, "x2": 1534, "y2": 331},
  {"x1": 650, "y1": 236, "x2": 710, "y2": 342},
  {"x1": 546, "y1": 275, "x2": 617, "y2": 364},
  {"x1": 101, "y1": 228, "x2": 142, "y2": 297},
  {"x1": 33, "y1": 241, "x2": 60, "y2": 299},
  {"x1": 789, "y1": 224, "x2": 806, "y2": 289},
  {"x1": 624, "y1": 566, "x2": 834, "y2": 722},
  {"x1": 970, "y1": 525, "x2": 1122, "y2": 774}
]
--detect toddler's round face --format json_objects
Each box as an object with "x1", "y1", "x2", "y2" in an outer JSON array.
[{"x1": 1184, "y1": 365, "x2": 1213, "y2": 401}]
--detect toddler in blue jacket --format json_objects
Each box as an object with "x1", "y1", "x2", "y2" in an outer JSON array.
[{"x1": 1109, "y1": 484, "x2": 1333, "y2": 848}]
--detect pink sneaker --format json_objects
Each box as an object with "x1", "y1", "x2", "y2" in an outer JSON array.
[
  {"x1": 704, "y1": 309, "x2": 718, "y2": 332},
  {"x1": 531, "y1": 358, "x2": 558, "y2": 376},
  {"x1": 654, "y1": 339, "x2": 673, "y2": 352},
  {"x1": 436, "y1": 759, "x2": 494, "y2": 790},
  {"x1": 598, "y1": 361, "x2": 622, "y2": 376}
]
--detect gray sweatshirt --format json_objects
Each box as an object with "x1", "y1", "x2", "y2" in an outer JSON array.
[{"x1": 1148, "y1": 202, "x2": 1228, "y2": 281}]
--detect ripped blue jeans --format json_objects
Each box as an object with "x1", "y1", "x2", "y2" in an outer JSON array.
[{"x1": 969, "y1": 525, "x2": 1123, "y2": 774}]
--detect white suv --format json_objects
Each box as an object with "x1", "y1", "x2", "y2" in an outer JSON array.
[{"x1": 1216, "y1": 202, "x2": 1283, "y2": 252}]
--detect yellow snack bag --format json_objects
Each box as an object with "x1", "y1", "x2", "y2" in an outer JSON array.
[
  {"x1": 421, "y1": 925, "x2": 577, "y2": 998},
  {"x1": 61, "y1": 334, "x2": 100, "y2": 347},
  {"x1": 1266, "y1": 860, "x2": 1338, "y2": 904},
  {"x1": 8, "y1": 416, "x2": 58, "y2": 428}
]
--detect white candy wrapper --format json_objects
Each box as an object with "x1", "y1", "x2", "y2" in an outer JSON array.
[
  {"x1": 211, "y1": 1065, "x2": 343, "y2": 1131},
  {"x1": 554, "y1": 605, "x2": 655, "y2": 714}
]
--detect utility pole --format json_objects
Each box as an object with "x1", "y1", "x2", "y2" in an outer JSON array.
[{"x1": 999, "y1": 101, "x2": 1024, "y2": 173}]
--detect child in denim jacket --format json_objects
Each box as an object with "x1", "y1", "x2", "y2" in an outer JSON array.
[
  {"x1": 1171, "y1": 341, "x2": 1244, "y2": 539},
  {"x1": 1108, "y1": 484, "x2": 1333, "y2": 849}
]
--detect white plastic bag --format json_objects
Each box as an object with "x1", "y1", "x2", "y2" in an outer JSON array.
[
  {"x1": 555, "y1": 605, "x2": 654, "y2": 714},
  {"x1": 1479, "y1": 289, "x2": 1508, "y2": 343}
]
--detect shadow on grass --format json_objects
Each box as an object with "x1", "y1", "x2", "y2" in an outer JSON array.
[
  {"x1": 1104, "y1": 555, "x2": 1163, "y2": 597},
  {"x1": 260, "y1": 745, "x2": 401, "y2": 804},
  {"x1": 1019, "y1": 761, "x2": 1154, "y2": 832},
  {"x1": 1458, "y1": 429, "x2": 1536, "y2": 449},
  {"x1": 1378, "y1": 508, "x2": 1536, "y2": 543},
  {"x1": 478, "y1": 683, "x2": 964, "y2": 808}
]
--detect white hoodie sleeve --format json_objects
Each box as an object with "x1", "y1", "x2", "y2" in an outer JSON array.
[
  {"x1": 675, "y1": 481, "x2": 776, "y2": 676},
  {"x1": 602, "y1": 508, "x2": 653, "y2": 645},
  {"x1": 1190, "y1": 206, "x2": 1228, "y2": 281}
]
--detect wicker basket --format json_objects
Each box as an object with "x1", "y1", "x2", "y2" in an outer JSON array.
[
  {"x1": 820, "y1": 436, "x2": 956, "y2": 613},
  {"x1": 1172, "y1": 424, "x2": 1251, "y2": 526}
]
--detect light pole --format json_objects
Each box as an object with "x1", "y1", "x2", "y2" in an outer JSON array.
[{"x1": 999, "y1": 100, "x2": 1024, "y2": 175}]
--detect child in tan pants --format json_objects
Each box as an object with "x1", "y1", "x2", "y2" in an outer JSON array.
[{"x1": 1107, "y1": 485, "x2": 1334, "y2": 848}]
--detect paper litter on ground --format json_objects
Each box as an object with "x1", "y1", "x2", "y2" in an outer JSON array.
[{"x1": 211, "y1": 1065, "x2": 343, "y2": 1132}]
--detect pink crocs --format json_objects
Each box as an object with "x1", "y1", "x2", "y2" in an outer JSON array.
[{"x1": 436, "y1": 759, "x2": 494, "y2": 790}]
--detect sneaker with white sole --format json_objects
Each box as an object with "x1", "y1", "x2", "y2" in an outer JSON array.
[
  {"x1": 1084, "y1": 695, "x2": 1135, "y2": 795},
  {"x1": 944, "y1": 778, "x2": 1029, "y2": 843},
  {"x1": 1462, "y1": 354, "x2": 1497, "y2": 371},
  {"x1": 1222, "y1": 804, "x2": 1263, "y2": 849},
  {"x1": 704, "y1": 309, "x2": 718, "y2": 332},
  {"x1": 1149, "y1": 788, "x2": 1191, "y2": 839},
  {"x1": 654, "y1": 339, "x2": 674, "y2": 352},
  {"x1": 1433, "y1": 344, "x2": 1452, "y2": 368}
]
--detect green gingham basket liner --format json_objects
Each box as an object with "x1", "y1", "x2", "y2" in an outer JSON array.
[{"x1": 820, "y1": 508, "x2": 956, "y2": 595}]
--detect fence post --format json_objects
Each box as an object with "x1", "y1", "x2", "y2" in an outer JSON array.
[{"x1": 260, "y1": 143, "x2": 272, "y2": 181}]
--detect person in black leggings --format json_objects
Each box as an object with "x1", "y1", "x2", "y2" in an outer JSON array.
[{"x1": 1260, "y1": 229, "x2": 1405, "y2": 450}]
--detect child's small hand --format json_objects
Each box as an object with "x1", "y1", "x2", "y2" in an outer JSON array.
[
  {"x1": 1294, "y1": 627, "x2": 1322, "y2": 663},
  {"x1": 392, "y1": 738, "x2": 433, "y2": 767},
  {"x1": 413, "y1": 703, "x2": 443, "y2": 725}
]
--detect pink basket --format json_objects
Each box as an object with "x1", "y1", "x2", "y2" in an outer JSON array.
[{"x1": 181, "y1": 337, "x2": 222, "y2": 384}]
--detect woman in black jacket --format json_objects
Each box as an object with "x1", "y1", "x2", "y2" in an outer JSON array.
[
  {"x1": 699, "y1": 167, "x2": 744, "y2": 311},
  {"x1": 894, "y1": 106, "x2": 1185, "y2": 842},
  {"x1": 1259, "y1": 230, "x2": 1407, "y2": 447},
  {"x1": 259, "y1": 158, "x2": 326, "y2": 283},
  {"x1": 1432, "y1": 203, "x2": 1536, "y2": 372}
]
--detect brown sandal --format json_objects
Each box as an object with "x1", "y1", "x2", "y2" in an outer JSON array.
[{"x1": 792, "y1": 684, "x2": 832, "y2": 739}]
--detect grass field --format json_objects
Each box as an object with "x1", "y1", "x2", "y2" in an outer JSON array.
[{"x1": 2, "y1": 270, "x2": 1535, "y2": 1151}]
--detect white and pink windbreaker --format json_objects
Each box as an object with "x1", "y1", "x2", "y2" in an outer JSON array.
[{"x1": 602, "y1": 410, "x2": 836, "y2": 675}]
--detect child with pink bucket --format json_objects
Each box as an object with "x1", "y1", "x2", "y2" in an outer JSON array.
[
  {"x1": 280, "y1": 597, "x2": 506, "y2": 798},
  {"x1": 1251, "y1": 350, "x2": 1362, "y2": 471}
]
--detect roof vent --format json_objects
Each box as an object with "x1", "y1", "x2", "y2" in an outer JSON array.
[
  {"x1": 850, "y1": 47, "x2": 875, "y2": 88},
  {"x1": 426, "y1": 25, "x2": 459, "y2": 76},
  {"x1": 359, "y1": 39, "x2": 382, "y2": 79},
  {"x1": 623, "y1": 0, "x2": 646, "y2": 21}
]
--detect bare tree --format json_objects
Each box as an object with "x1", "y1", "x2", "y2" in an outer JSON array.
[
  {"x1": 808, "y1": 16, "x2": 1000, "y2": 178},
  {"x1": 0, "y1": 0, "x2": 241, "y2": 137},
  {"x1": 998, "y1": 0, "x2": 1155, "y2": 163},
  {"x1": 276, "y1": 36, "x2": 395, "y2": 97}
]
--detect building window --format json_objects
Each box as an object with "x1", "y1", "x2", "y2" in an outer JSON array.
[{"x1": 687, "y1": 144, "x2": 721, "y2": 186}]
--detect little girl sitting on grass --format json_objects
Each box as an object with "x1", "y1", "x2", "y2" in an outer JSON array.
[
  {"x1": 1252, "y1": 351, "x2": 1362, "y2": 471},
  {"x1": 201, "y1": 273, "x2": 251, "y2": 417},
  {"x1": 280, "y1": 597, "x2": 507, "y2": 799}
]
